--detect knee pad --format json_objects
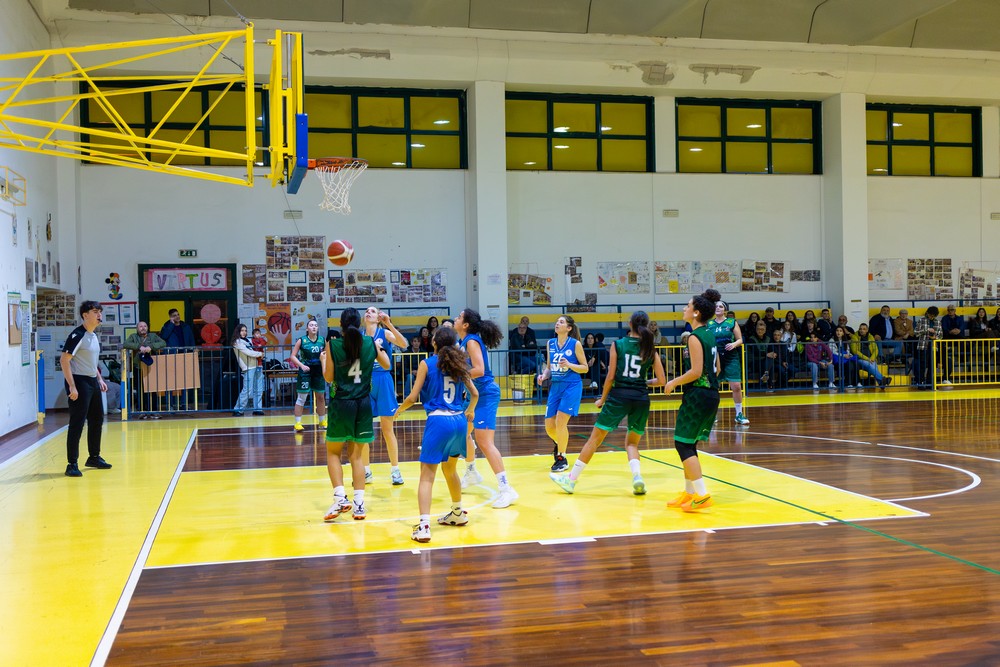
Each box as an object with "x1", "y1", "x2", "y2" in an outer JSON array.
[
  {"x1": 674, "y1": 440, "x2": 698, "y2": 462},
  {"x1": 295, "y1": 394, "x2": 308, "y2": 407}
]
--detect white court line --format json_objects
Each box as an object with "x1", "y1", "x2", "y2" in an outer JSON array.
[
  {"x1": 712, "y1": 451, "x2": 978, "y2": 504},
  {"x1": 90, "y1": 428, "x2": 199, "y2": 667}
]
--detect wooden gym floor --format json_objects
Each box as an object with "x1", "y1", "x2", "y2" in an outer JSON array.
[{"x1": 3, "y1": 391, "x2": 1000, "y2": 665}]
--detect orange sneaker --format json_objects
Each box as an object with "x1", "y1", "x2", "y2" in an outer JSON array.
[
  {"x1": 667, "y1": 491, "x2": 692, "y2": 508},
  {"x1": 681, "y1": 493, "x2": 713, "y2": 512}
]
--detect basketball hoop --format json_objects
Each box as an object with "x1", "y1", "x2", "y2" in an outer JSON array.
[{"x1": 309, "y1": 157, "x2": 367, "y2": 214}]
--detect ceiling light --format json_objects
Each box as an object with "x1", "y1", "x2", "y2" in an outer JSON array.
[
  {"x1": 554, "y1": 145, "x2": 569, "y2": 149},
  {"x1": 554, "y1": 126, "x2": 569, "y2": 133},
  {"x1": 892, "y1": 122, "x2": 903, "y2": 127},
  {"x1": 433, "y1": 120, "x2": 450, "y2": 125},
  {"x1": 600, "y1": 126, "x2": 612, "y2": 131},
  {"x1": 689, "y1": 147, "x2": 703, "y2": 152},
  {"x1": 872, "y1": 168, "x2": 887, "y2": 172},
  {"x1": 392, "y1": 161, "x2": 405, "y2": 166},
  {"x1": 411, "y1": 143, "x2": 425, "y2": 148},
  {"x1": 524, "y1": 161, "x2": 537, "y2": 165},
  {"x1": 746, "y1": 123, "x2": 762, "y2": 129}
]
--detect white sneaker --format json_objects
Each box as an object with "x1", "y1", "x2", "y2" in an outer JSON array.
[
  {"x1": 411, "y1": 523, "x2": 431, "y2": 543},
  {"x1": 390, "y1": 468, "x2": 404, "y2": 486},
  {"x1": 492, "y1": 487, "x2": 519, "y2": 508},
  {"x1": 437, "y1": 509, "x2": 469, "y2": 525},
  {"x1": 828, "y1": 382, "x2": 836, "y2": 389},
  {"x1": 941, "y1": 379, "x2": 953, "y2": 385},
  {"x1": 812, "y1": 383, "x2": 819, "y2": 389},
  {"x1": 461, "y1": 467, "x2": 483, "y2": 489},
  {"x1": 734, "y1": 412, "x2": 750, "y2": 426},
  {"x1": 323, "y1": 495, "x2": 351, "y2": 522},
  {"x1": 364, "y1": 470, "x2": 374, "y2": 484},
  {"x1": 589, "y1": 381, "x2": 598, "y2": 389}
]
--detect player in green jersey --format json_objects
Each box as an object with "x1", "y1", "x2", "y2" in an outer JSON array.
[
  {"x1": 706, "y1": 299, "x2": 748, "y2": 425},
  {"x1": 320, "y1": 308, "x2": 390, "y2": 522},
  {"x1": 290, "y1": 319, "x2": 327, "y2": 432},
  {"x1": 549, "y1": 310, "x2": 666, "y2": 496},
  {"x1": 664, "y1": 289, "x2": 722, "y2": 512}
]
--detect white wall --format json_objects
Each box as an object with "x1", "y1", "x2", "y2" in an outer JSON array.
[{"x1": 0, "y1": 2, "x2": 62, "y2": 437}]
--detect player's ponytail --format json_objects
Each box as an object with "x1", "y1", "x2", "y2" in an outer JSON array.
[
  {"x1": 340, "y1": 307, "x2": 363, "y2": 362},
  {"x1": 630, "y1": 310, "x2": 654, "y2": 362},
  {"x1": 564, "y1": 315, "x2": 582, "y2": 341},
  {"x1": 461, "y1": 308, "x2": 505, "y2": 349}
]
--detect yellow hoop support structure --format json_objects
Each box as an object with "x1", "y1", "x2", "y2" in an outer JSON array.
[{"x1": 0, "y1": 25, "x2": 304, "y2": 189}]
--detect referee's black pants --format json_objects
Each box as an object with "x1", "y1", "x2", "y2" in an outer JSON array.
[{"x1": 66, "y1": 374, "x2": 105, "y2": 464}]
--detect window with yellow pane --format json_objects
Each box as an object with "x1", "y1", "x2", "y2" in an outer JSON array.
[
  {"x1": 505, "y1": 93, "x2": 651, "y2": 172},
  {"x1": 676, "y1": 99, "x2": 820, "y2": 174},
  {"x1": 866, "y1": 104, "x2": 980, "y2": 177}
]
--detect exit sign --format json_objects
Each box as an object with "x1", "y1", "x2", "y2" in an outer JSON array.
[{"x1": 179, "y1": 249, "x2": 198, "y2": 258}]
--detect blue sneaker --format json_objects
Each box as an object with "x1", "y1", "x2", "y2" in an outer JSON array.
[{"x1": 549, "y1": 472, "x2": 576, "y2": 494}]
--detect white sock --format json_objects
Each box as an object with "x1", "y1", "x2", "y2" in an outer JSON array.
[
  {"x1": 391, "y1": 465, "x2": 400, "y2": 473},
  {"x1": 354, "y1": 489, "x2": 365, "y2": 503},
  {"x1": 734, "y1": 402, "x2": 743, "y2": 415},
  {"x1": 496, "y1": 471, "x2": 509, "y2": 488},
  {"x1": 467, "y1": 461, "x2": 476, "y2": 471},
  {"x1": 364, "y1": 465, "x2": 371, "y2": 475},
  {"x1": 333, "y1": 485, "x2": 345, "y2": 497},
  {"x1": 569, "y1": 460, "x2": 587, "y2": 481},
  {"x1": 295, "y1": 415, "x2": 302, "y2": 424},
  {"x1": 451, "y1": 501, "x2": 461, "y2": 512},
  {"x1": 684, "y1": 479, "x2": 695, "y2": 494},
  {"x1": 629, "y1": 459, "x2": 641, "y2": 476},
  {"x1": 419, "y1": 514, "x2": 430, "y2": 525},
  {"x1": 692, "y1": 478, "x2": 708, "y2": 496}
]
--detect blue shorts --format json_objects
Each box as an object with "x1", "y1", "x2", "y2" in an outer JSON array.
[
  {"x1": 546, "y1": 380, "x2": 583, "y2": 418},
  {"x1": 369, "y1": 371, "x2": 399, "y2": 417},
  {"x1": 419, "y1": 413, "x2": 468, "y2": 464},
  {"x1": 467, "y1": 380, "x2": 500, "y2": 431}
]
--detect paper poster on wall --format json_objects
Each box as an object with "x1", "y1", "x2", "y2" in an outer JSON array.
[
  {"x1": 242, "y1": 264, "x2": 266, "y2": 304},
  {"x1": 328, "y1": 268, "x2": 388, "y2": 304},
  {"x1": 596, "y1": 261, "x2": 650, "y2": 295},
  {"x1": 907, "y1": 258, "x2": 953, "y2": 300},
  {"x1": 21, "y1": 301, "x2": 31, "y2": 365},
  {"x1": 265, "y1": 235, "x2": 326, "y2": 270},
  {"x1": 790, "y1": 270, "x2": 821, "y2": 282},
  {"x1": 8, "y1": 292, "x2": 22, "y2": 345},
  {"x1": 391, "y1": 268, "x2": 447, "y2": 303},
  {"x1": 654, "y1": 260, "x2": 741, "y2": 294},
  {"x1": 36, "y1": 293, "x2": 76, "y2": 326},
  {"x1": 868, "y1": 259, "x2": 905, "y2": 289},
  {"x1": 25, "y1": 259, "x2": 34, "y2": 291},
  {"x1": 509, "y1": 273, "x2": 553, "y2": 305},
  {"x1": 740, "y1": 260, "x2": 787, "y2": 293},
  {"x1": 259, "y1": 303, "x2": 292, "y2": 346},
  {"x1": 959, "y1": 266, "x2": 1000, "y2": 303}
]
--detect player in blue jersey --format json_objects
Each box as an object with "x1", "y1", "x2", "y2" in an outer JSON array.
[
  {"x1": 537, "y1": 315, "x2": 588, "y2": 472},
  {"x1": 396, "y1": 327, "x2": 479, "y2": 543},
  {"x1": 455, "y1": 308, "x2": 519, "y2": 509},
  {"x1": 361, "y1": 306, "x2": 408, "y2": 485}
]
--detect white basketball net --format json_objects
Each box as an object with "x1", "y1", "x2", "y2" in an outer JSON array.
[{"x1": 315, "y1": 158, "x2": 368, "y2": 214}]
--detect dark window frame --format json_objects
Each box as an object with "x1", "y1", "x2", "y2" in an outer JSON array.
[
  {"x1": 675, "y1": 98, "x2": 823, "y2": 174},
  {"x1": 866, "y1": 103, "x2": 981, "y2": 177},
  {"x1": 505, "y1": 91, "x2": 654, "y2": 172}
]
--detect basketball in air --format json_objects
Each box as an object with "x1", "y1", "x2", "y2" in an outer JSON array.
[{"x1": 327, "y1": 239, "x2": 354, "y2": 267}]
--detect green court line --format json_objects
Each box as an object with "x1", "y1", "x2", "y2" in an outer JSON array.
[{"x1": 581, "y1": 433, "x2": 1000, "y2": 577}]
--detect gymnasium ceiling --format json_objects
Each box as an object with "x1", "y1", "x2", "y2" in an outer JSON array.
[{"x1": 54, "y1": 0, "x2": 1000, "y2": 53}]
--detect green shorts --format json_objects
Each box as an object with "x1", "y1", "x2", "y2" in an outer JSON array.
[
  {"x1": 720, "y1": 350, "x2": 743, "y2": 384},
  {"x1": 297, "y1": 369, "x2": 326, "y2": 394},
  {"x1": 594, "y1": 392, "x2": 651, "y2": 435},
  {"x1": 674, "y1": 386, "x2": 720, "y2": 444},
  {"x1": 326, "y1": 397, "x2": 375, "y2": 443}
]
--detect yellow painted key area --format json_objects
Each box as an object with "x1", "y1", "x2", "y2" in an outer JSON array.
[
  {"x1": 149, "y1": 448, "x2": 923, "y2": 568},
  {"x1": 0, "y1": 421, "x2": 193, "y2": 667}
]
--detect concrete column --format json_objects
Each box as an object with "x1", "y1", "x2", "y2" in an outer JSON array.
[
  {"x1": 981, "y1": 106, "x2": 999, "y2": 179},
  {"x1": 465, "y1": 80, "x2": 509, "y2": 331},
  {"x1": 822, "y1": 93, "x2": 869, "y2": 324},
  {"x1": 654, "y1": 95, "x2": 676, "y2": 173}
]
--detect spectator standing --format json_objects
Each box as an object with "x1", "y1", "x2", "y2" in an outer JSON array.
[
  {"x1": 61, "y1": 301, "x2": 112, "y2": 477},
  {"x1": 508, "y1": 316, "x2": 538, "y2": 374},
  {"x1": 232, "y1": 324, "x2": 265, "y2": 416},
  {"x1": 583, "y1": 332, "x2": 607, "y2": 389},
  {"x1": 160, "y1": 308, "x2": 195, "y2": 411}
]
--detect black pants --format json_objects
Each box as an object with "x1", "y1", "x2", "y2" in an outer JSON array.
[{"x1": 66, "y1": 374, "x2": 104, "y2": 464}]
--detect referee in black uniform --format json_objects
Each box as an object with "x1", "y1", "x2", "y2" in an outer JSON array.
[{"x1": 61, "y1": 300, "x2": 112, "y2": 477}]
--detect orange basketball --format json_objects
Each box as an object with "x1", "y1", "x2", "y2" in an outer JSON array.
[{"x1": 327, "y1": 239, "x2": 355, "y2": 267}]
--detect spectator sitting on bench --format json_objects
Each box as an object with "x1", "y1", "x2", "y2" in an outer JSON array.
[
  {"x1": 583, "y1": 332, "x2": 607, "y2": 389},
  {"x1": 508, "y1": 316, "x2": 538, "y2": 374}
]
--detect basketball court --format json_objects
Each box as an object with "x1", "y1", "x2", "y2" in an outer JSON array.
[{"x1": 3, "y1": 394, "x2": 1000, "y2": 664}]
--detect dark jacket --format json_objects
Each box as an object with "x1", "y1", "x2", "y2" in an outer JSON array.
[{"x1": 161, "y1": 320, "x2": 195, "y2": 348}]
